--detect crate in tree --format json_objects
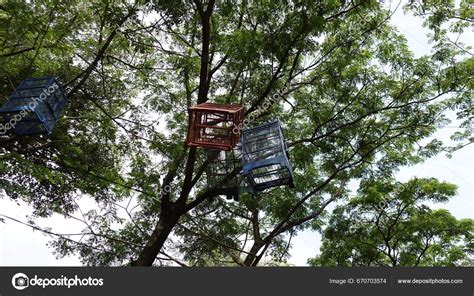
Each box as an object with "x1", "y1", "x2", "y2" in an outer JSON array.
[
  {"x1": 186, "y1": 103, "x2": 245, "y2": 150},
  {"x1": 242, "y1": 120, "x2": 295, "y2": 192},
  {"x1": 0, "y1": 77, "x2": 67, "y2": 135},
  {"x1": 205, "y1": 149, "x2": 240, "y2": 201},
  {"x1": 205, "y1": 148, "x2": 254, "y2": 201}
]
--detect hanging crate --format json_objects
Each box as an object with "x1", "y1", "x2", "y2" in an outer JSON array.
[
  {"x1": 242, "y1": 120, "x2": 295, "y2": 192},
  {"x1": 187, "y1": 103, "x2": 245, "y2": 150},
  {"x1": 205, "y1": 150, "x2": 240, "y2": 201},
  {"x1": 0, "y1": 77, "x2": 67, "y2": 135},
  {"x1": 205, "y1": 147, "x2": 254, "y2": 201}
]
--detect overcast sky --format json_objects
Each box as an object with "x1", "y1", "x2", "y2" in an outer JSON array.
[{"x1": 0, "y1": 1, "x2": 473, "y2": 266}]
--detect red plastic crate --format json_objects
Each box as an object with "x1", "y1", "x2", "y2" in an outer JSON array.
[{"x1": 186, "y1": 103, "x2": 245, "y2": 150}]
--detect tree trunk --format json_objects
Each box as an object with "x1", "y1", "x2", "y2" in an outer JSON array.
[
  {"x1": 131, "y1": 213, "x2": 178, "y2": 266},
  {"x1": 243, "y1": 242, "x2": 263, "y2": 267}
]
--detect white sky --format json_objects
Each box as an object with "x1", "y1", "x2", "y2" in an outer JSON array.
[{"x1": 0, "y1": 0, "x2": 473, "y2": 266}]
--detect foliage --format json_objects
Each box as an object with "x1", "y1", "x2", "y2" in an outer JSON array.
[
  {"x1": 0, "y1": 0, "x2": 472, "y2": 266},
  {"x1": 309, "y1": 178, "x2": 474, "y2": 266}
]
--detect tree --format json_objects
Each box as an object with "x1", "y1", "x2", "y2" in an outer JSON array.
[
  {"x1": 0, "y1": 0, "x2": 472, "y2": 266},
  {"x1": 309, "y1": 178, "x2": 474, "y2": 267}
]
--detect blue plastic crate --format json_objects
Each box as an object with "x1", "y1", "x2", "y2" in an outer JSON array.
[
  {"x1": 241, "y1": 120, "x2": 295, "y2": 192},
  {"x1": 0, "y1": 77, "x2": 67, "y2": 135}
]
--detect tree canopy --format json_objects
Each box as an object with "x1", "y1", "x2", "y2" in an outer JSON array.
[
  {"x1": 0, "y1": 0, "x2": 472, "y2": 266},
  {"x1": 309, "y1": 178, "x2": 474, "y2": 267}
]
